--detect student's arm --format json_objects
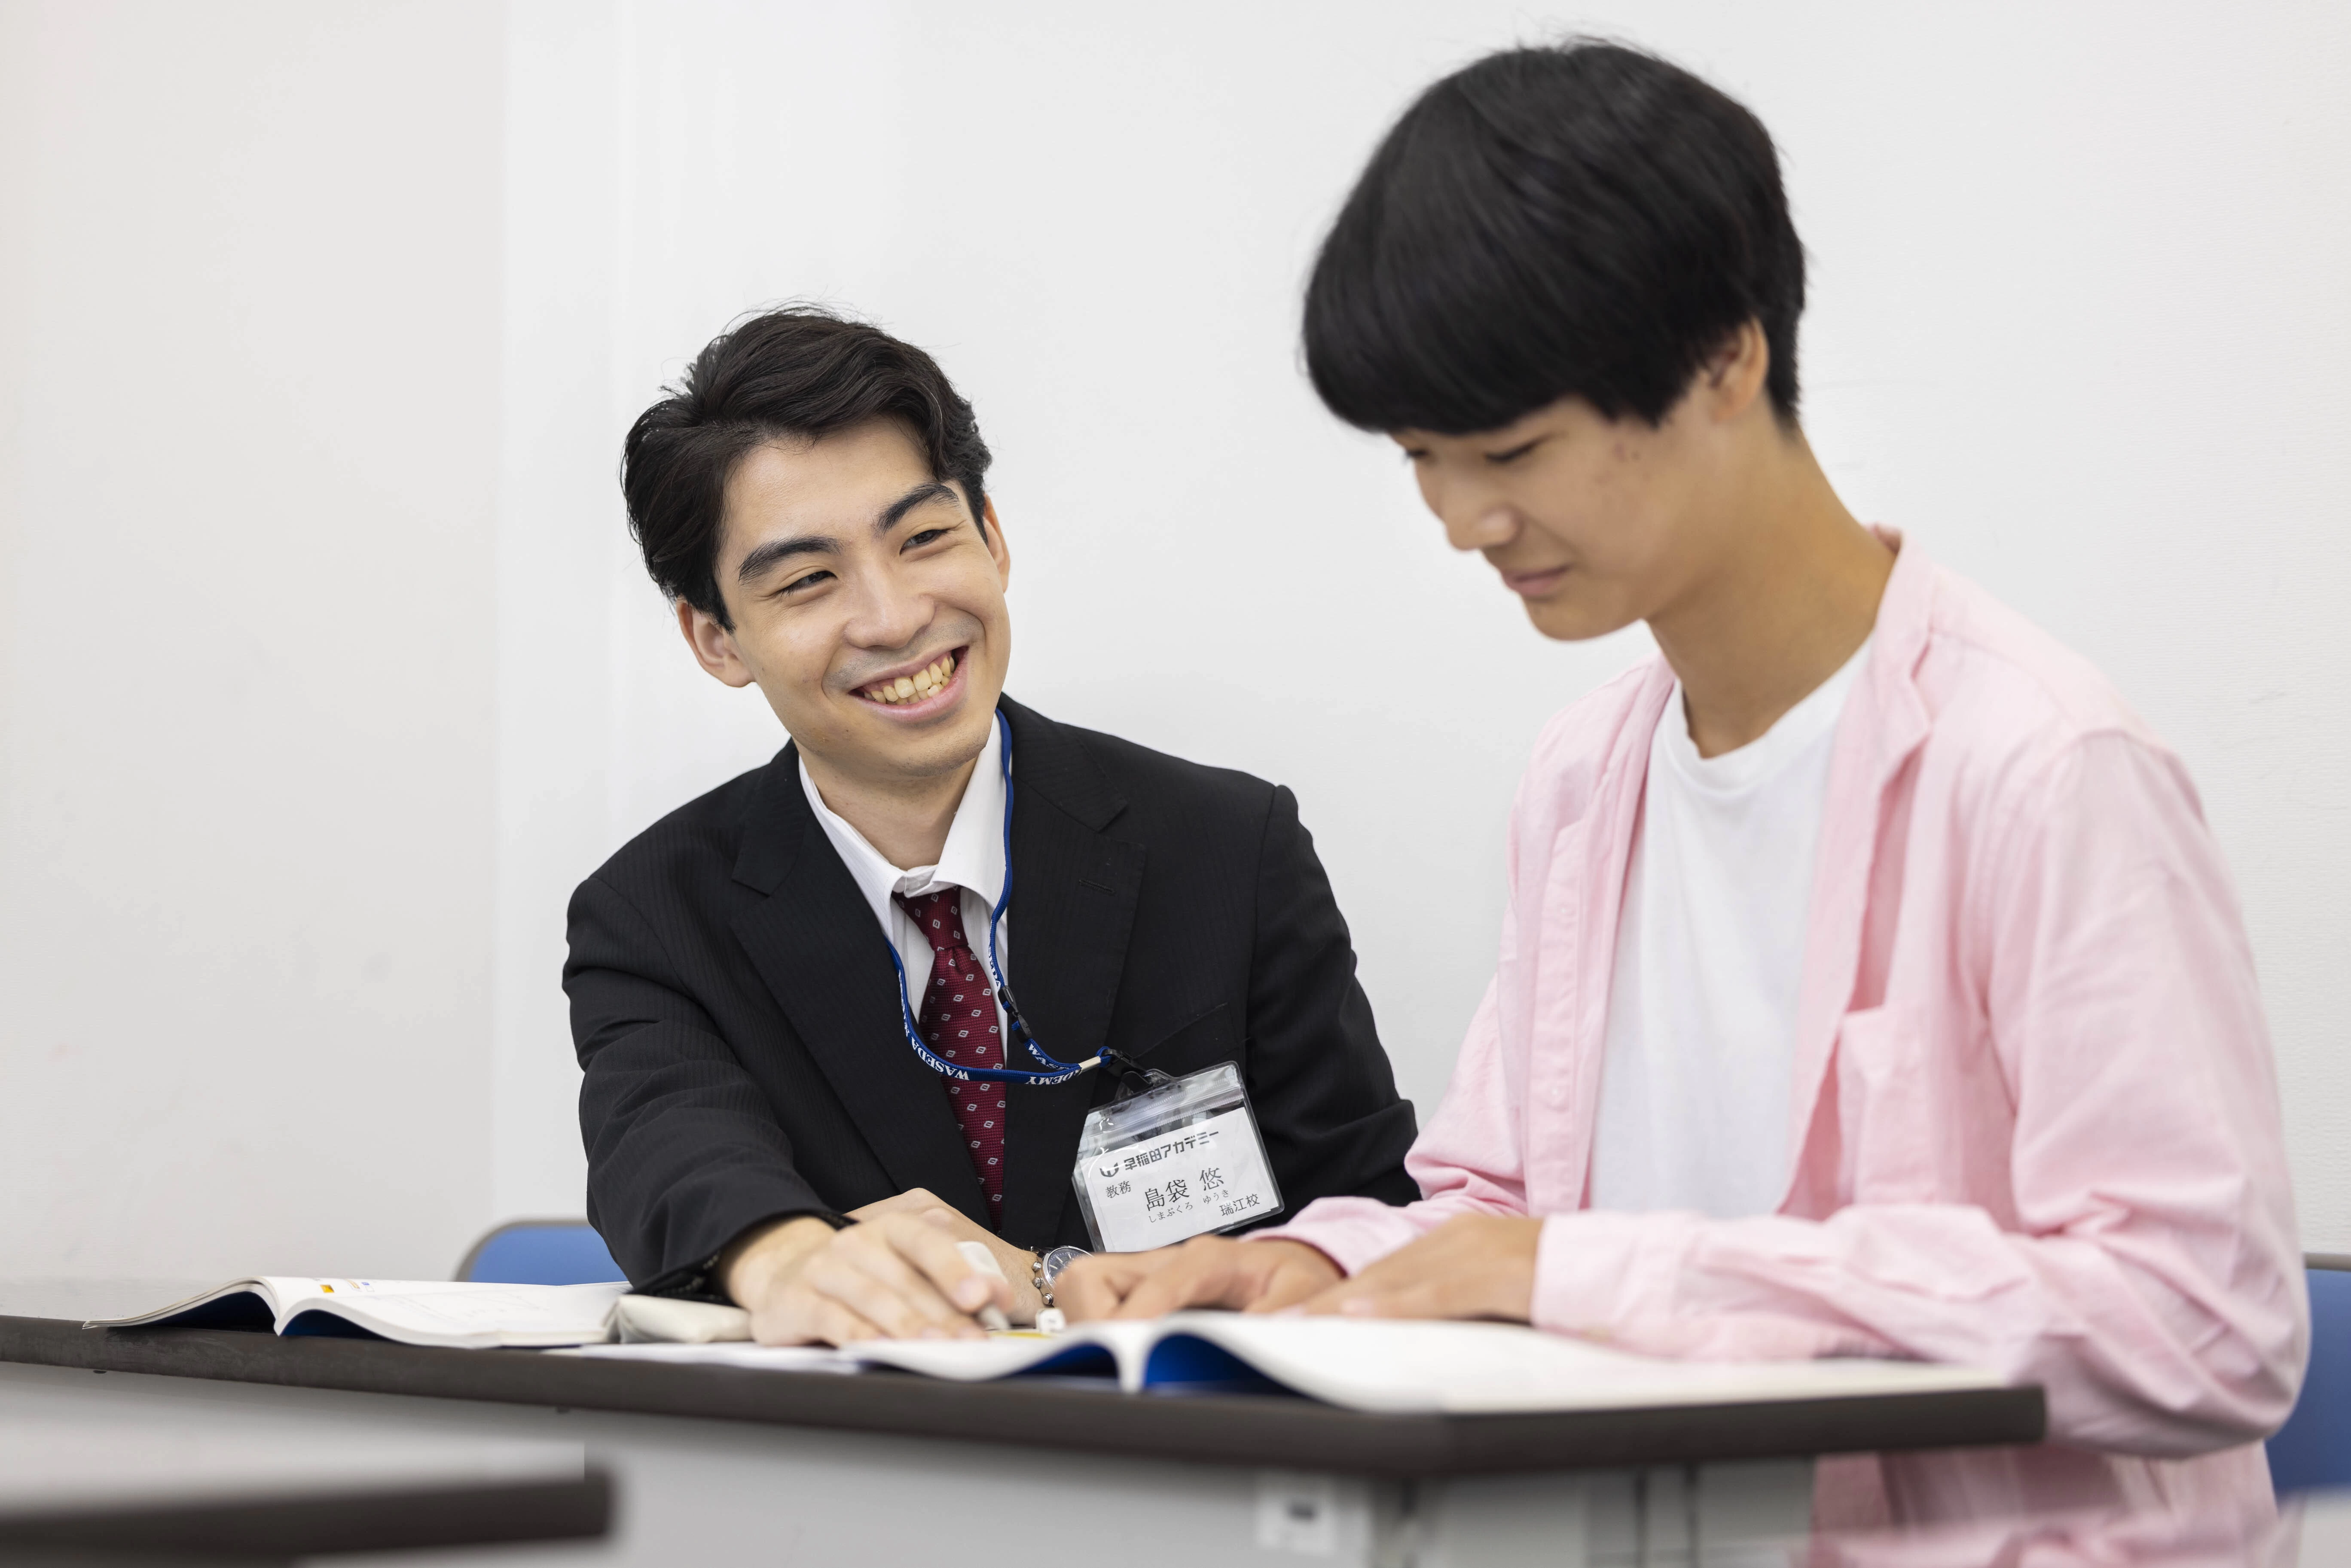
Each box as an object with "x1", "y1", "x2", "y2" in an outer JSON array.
[
  {"x1": 1066, "y1": 926, "x2": 1534, "y2": 1319},
  {"x1": 1065, "y1": 785, "x2": 1539, "y2": 1322},
  {"x1": 1406, "y1": 734, "x2": 2302, "y2": 1455}
]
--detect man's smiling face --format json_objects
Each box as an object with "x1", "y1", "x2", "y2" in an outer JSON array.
[{"x1": 678, "y1": 417, "x2": 1013, "y2": 793}]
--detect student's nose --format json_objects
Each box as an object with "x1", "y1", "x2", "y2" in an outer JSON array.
[{"x1": 1438, "y1": 496, "x2": 1521, "y2": 554}]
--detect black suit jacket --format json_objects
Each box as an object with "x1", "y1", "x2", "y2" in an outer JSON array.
[{"x1": 564, "y1": 697, "x2": 1420, "y2": 1290}]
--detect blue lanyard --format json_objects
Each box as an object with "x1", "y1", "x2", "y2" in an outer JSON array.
[{"x1": 882, "y1": 710, "x2": 1104, "y2": 1088}]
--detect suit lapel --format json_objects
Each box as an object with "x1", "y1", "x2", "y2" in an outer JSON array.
[
  {"x1": 992, "y1": 700, "x2": 1145, "y2": 1247},
  {"x1": 727, "y1": 745, "x2": 986, "y2": 1226}
]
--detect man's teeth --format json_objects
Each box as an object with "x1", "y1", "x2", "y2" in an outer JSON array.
[{"x1": 862, "y1": 653, "x2": 957, "y2": 705}]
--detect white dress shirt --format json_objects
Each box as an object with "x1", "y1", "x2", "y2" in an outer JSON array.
[
  {"x1": 1588, "y1": 638, "x2": 1870, "y2": 1218},
  {"x1": 798, "y1": 718, "x2": 1013, "y2": 1048}
]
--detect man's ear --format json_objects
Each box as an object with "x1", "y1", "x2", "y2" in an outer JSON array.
[
  {"x1": 1701, "y1": 319, "x2": 1771, "y2": 424},
  {"x1": 981, "y1": 496, "x2": 1012, "y2": 590},
  {"x1": 677, "y1": 598, "x2": 758, "y2": 688}
]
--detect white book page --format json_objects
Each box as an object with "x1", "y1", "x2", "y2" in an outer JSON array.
[
  {"x1": 278, "y1": 1280, "x2": 627, "y2": 1346},
  {"x1": 1155, "y1": 1314, "x2": 2006, "y2": 1414},
  {"x1": 570, "y1": 1342, "x2": 862, "y2": 1374},
  {"x1": 87, "y1": 1278, "x2": 627, "y2": 1348}
]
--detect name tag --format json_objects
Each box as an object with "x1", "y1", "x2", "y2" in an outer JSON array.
[{"x1": 1071, "y1": 1062, "x2": 1283, "y2": 1252}]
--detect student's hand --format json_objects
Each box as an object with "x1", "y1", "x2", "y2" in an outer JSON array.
[
  {"x1": 1057, "y1": 1235, "x2": 1343, "y2": 1321},
  {"x1": 717, "y1": 1207, "x2": 1019, "y2": 1346},
  {"x1": 847, "y1": 1187, "x2": 1044, "y2": 1323},
  {"x1": 1292, "y1": 1214, "x2": 1542, "y2": 1323}
]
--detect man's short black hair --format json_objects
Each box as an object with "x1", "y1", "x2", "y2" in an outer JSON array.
[
  {"x1": 622, "y1": 307, "x2": 992, "y2": 628},
  {"x1": 1303, "y1": 41, "x2": 1805, "y2": 436}
]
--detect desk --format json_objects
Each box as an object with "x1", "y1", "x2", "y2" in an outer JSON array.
[
  {"x1": 0, "y1": 1395, "x2": 608, "y2": 1565},
  {"x1": 2, "y1": 1315, "x2": 2043, "y2": 1567}
]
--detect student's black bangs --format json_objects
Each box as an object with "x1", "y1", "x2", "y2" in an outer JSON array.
[{"x1": 1304, "y1": 43, "x2": 1804, "y2": 438}]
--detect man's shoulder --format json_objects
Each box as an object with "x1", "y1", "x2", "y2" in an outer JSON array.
[
  {"x1": 1036, "y1": 713, "x2": 1279, "y2": 811},
  {"x1": 582, "y1": 751, "x2": 787, "y2": 902}
]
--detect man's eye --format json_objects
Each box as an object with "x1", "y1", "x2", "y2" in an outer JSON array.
[
  {"x1": 904, "y1": 527, "x2": 951, "y2": 549},
  {"x1": 1483, "y1": 438, "x2": 1542, "y2": 466},
  {"x1": 777, "y1": 569, "x2": 833, "y2": 596}
]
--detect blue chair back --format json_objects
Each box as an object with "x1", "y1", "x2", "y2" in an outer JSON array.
[
  {"x1": 2268, "y1": 1259, "x2": 2351, "y2": 1493},
  {"x1": 456, "y1": 1219, "x2": 626, "y2": 1287}
]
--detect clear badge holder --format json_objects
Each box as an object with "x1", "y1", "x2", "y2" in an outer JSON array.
[{"x1": 1070, "y1": 1060, "x2": 1284, "y2": 1252}]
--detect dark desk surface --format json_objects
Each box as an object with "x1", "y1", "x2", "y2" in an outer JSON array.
[
  {"x1": 1, "y1": 1314, "x2": 2044, "y2": 1480},
  {"x1": 0, "y1": 1397, "x2": 609, "y2": 1564}
]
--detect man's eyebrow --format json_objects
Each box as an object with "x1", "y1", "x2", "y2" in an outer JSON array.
[
  {"x1": 877, "y1": 481, "x2": 959, "y2": 532},
  {"x1": 735, "y1": 533, "x2": 837, "y2": 585}
]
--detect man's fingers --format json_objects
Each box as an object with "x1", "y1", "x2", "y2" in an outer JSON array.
[
  {"x1": 800, "y1": 1296, "x2": 885, "y2": 1347},
  {"x1": 809, "y1": 1229, "x2": 984, "y2": 1339},
  {"x1": 896, "y1": 1214, "x2": 1018, "y2": 1317}
]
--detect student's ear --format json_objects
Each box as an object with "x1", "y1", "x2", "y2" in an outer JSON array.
[
  {"x1": 980, "y1": 496, "x2": 1012, "y2": 590},
  {"x1": 676, "y1": 598, "x2": 759, "y2": 689},
  {"x1": 1701, "y1": 318, "x2": 1771, "y2": 424}
]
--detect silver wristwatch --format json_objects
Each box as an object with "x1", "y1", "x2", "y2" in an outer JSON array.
[{"x1": 1032, "y1": 1245, "x2": 1089, "y2": 1307}]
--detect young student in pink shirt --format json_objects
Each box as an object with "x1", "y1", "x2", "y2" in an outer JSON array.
[{"x1": 1060, "y1": 41, "x2": 2307, "y2": 1528}]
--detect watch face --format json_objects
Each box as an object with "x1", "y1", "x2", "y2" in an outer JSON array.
[{"x1": 1039, "y1": 1245, "x2": 1089, "y2": 1287}]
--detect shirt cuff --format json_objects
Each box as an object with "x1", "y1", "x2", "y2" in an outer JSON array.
[
  {"x1": 1530, "y1": 1209, "x2": 1692, "y2": 1340},
  {"x1": 1246, "y1": 1196, "x2": 1427, "y2": 1277}
]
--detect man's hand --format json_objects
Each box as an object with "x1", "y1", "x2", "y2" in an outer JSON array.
[
  {"x1": 718, "y1": 1202, "x2": 1018, "y2": 1346},
  {"x1": 847, "y1": 1188, "x2": 1044, "y2": 1323},
  {"x1": 1292, "y1": 1214, "x2": 1541, "y2": 1322},
  {"x1": 1057, "y1": 1235, "x2": 1342, "y2": 1321}
]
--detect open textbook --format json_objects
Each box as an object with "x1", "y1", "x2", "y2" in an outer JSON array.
[
  {"x1": 576, "y1": 1311, "x2": 2008, "y2": 1415},
  {"x1": 86, "y1": 1278, "x2": 630, "y2": 1349}
]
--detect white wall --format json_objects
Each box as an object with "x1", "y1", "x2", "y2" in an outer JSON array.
[
  {"x1": 5, "y1": 0, "x2": 2348, "y2": 1293},
  {"x1": 0, "y1": 0, "x2": 505, "y2": 1284}
]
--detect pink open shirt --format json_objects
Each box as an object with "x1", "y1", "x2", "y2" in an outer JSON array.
[{"x1": 1261, "y1": 533, "x2": 2306, "y2": 1528}]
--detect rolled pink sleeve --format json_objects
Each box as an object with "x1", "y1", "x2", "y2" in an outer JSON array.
[{"x1": 1252, "y1": 977, "x2": 1533, "y2": 1269}]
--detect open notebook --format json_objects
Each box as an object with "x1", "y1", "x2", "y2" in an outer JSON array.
[
  {"x1": 87, "y1": 1278, "x2": 629, "y2": 1349},
  {"x1": 577, "y1": 1312, "x2": 2008, "y2": 1415}
]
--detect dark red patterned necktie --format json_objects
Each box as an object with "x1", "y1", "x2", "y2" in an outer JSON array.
[{"x1": 897, "y1": 888, "x2": 1008, "y2": 1227}]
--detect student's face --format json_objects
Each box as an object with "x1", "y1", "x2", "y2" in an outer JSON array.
[
  {"x1": 1395, "y1": 351, "x2": 1751, "y2": 643},
  {"x1": 678, "y1": 419, "x2": 1012, "y2": 791}
]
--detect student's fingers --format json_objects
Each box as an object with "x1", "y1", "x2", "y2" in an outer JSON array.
[
  {"x1": 1111, "y1": 1236, "x2": 1274, "y2": 1319},
  {"x1": 1241, "y1": 1251, "x2": 1347, "y2": 1315},
  {"x1": 1054, "y1": 1253, "x2": 1159, "y2": 1322}
]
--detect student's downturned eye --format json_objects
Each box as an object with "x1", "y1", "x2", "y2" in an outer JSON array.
[{"x1": 1483, "y1": 438, "x2": 1543, "y2": 466}]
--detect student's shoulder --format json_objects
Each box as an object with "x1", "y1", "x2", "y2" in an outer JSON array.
[
  {"x1": 1515, "y1": 658, "x2": 1671, "y2": 825},
  {"x1": 1914, "y1": 559, "x2": 2163, "y2": 763},
  {"x1": 577, "y1": 753, "x2": 783, "y2": 907}
]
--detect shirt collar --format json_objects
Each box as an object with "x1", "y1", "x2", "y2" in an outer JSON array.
[{"x1": 797, "y1": 714, "x2": 1008, "y2": 933}]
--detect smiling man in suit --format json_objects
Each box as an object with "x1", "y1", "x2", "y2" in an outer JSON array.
[{"x1": 565, "y1": 307, "x2": 1418, "y2": 1345}]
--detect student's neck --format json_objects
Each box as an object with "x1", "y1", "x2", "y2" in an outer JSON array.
[
  {"x1": 1648, "y1": 433, "x2": 1894, "y2": 760},
  {"x1": 803, "y1": 752, "x2": 979, "y2": 871}
]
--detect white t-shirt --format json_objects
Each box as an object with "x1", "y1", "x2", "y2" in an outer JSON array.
[{"x1": 1587, "y1": 640, "x2": 1871, "y2": 1219}]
